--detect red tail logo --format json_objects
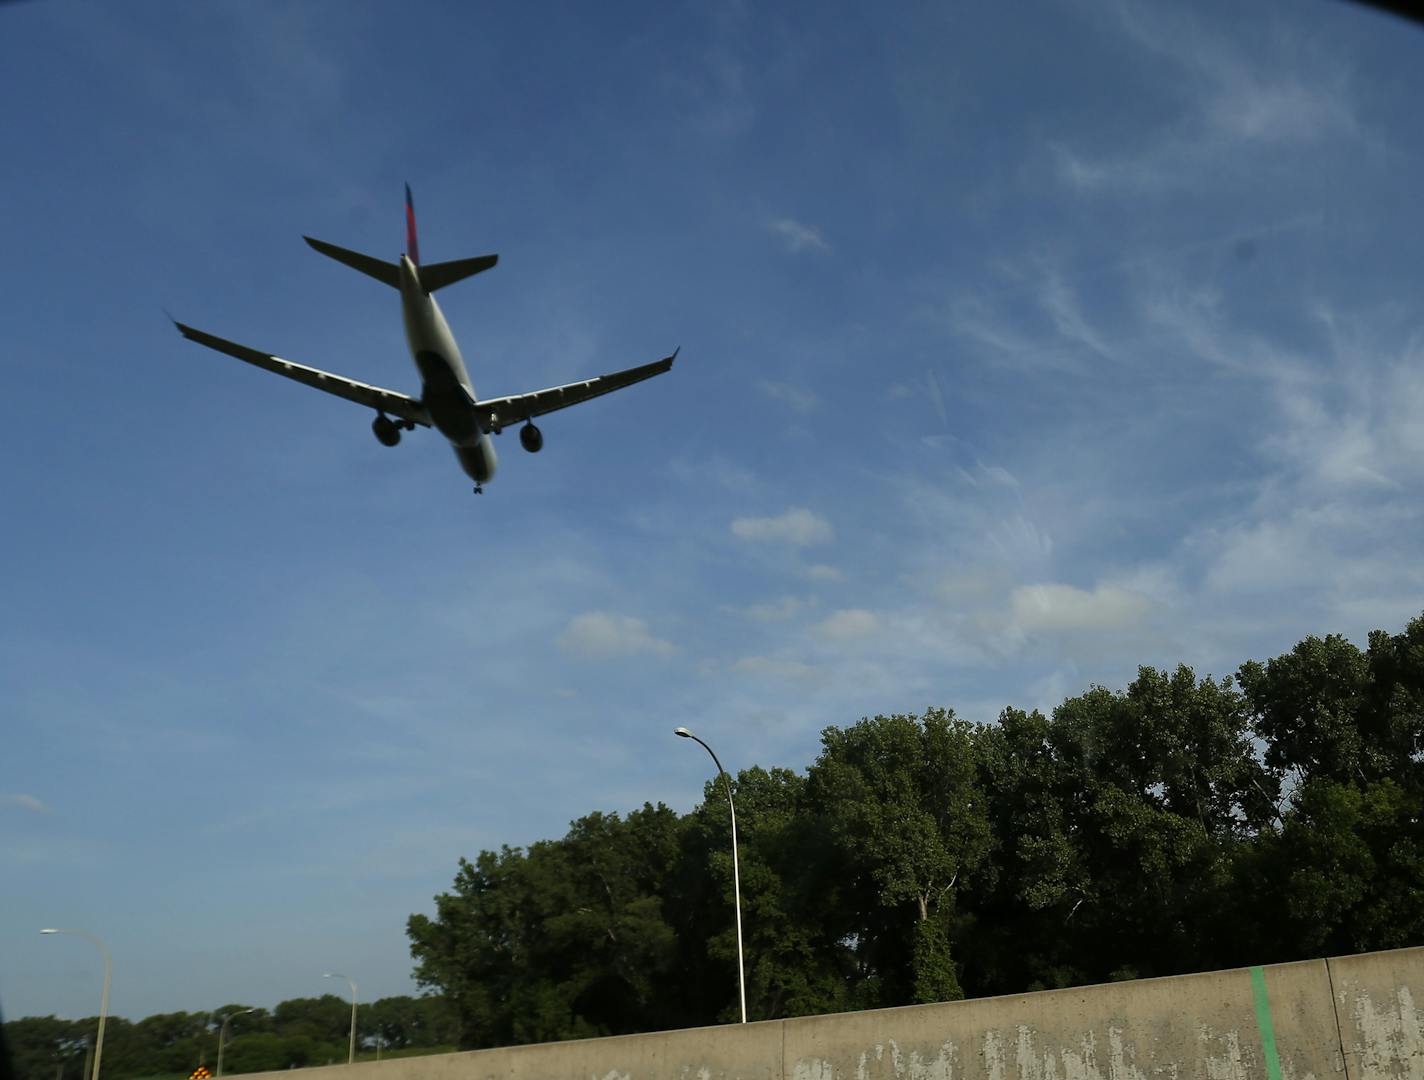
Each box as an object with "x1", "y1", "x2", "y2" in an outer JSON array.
[{"x1": 405, "y1": 183, "x2": 420, "y2": 266}]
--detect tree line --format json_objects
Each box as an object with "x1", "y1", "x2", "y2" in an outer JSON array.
[
  {"x1": 3, "y1": 995, "x2": 455, "y2": 1080},
  {"x1": 407, "y1": 613, "x2": 1424, "y2": 1048}
]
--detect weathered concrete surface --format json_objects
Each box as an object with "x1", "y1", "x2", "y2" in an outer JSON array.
[
  {"x1": 782, "y1": 959, "x2": 1340, "y2": 1080},
  {"x1": 233, "y1": 1018, "x2": 783, "y2": 1080},
  {"x1": 231, "y1": 947, "x2": 1424, "y2": 1080},
  {"x1": 1329, "y1": 946, "x2": 1424, "y2": 1080}
]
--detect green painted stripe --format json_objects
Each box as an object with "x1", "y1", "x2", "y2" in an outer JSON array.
[{"x1": 1251, "y1": 966, "x2": 1285, "y2": 1080}]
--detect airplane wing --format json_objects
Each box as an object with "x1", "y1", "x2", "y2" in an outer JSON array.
[
  {"x1": 474, "y1": 349, "x2": 678, "y2": 431},
  {"x1": 173, "y1": 321, "x2": 432, "y2": 428}
]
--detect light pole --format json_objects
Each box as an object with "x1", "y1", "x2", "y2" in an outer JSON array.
[
  {"x1": 40, "y1": 929, "x2": 110, "y2": 1080},
  {"x1": 323, "y1": 972, "x2": 358, "y2": 1064},
  {"x1": 216, "y1": 1008, "x2": 256, "y2": 1077},
  {"x1": 674, "y1": 726, "x2": 747, "y2": 1024}
]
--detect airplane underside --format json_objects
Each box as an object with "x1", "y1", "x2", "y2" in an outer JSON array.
[{"x1": 173, "y1": 185, "x2": 675, "y2": 494}]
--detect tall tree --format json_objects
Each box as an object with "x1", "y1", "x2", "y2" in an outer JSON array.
[
  {"x1": 806, "y1": 708, "x2": 990, "y2": 1006},
  {"x1": 409, "y1": 804, "x2": 684, "y2": 1048}
]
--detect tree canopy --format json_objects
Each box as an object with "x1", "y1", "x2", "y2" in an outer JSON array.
[
  {"x1": 3, "y1": 996, "x2": 455, "y2": 1080},
  {"x1": 409, "y1": 613, "x2": 1424, "y2": 1048}
]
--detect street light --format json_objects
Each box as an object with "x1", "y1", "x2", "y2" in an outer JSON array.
[
  {"x1": 674, "y1": 726, "x2": 747, "y2": 1024},
  {"x1": 322, "y1": 972, "x2": 358, "y2": 1064},
  {"x1": 216, "y1": 1008, "x2": 257, "y2": 1078},
  {"x1": 40, "y1": 929, "x2": 111, "y2": 1080}
]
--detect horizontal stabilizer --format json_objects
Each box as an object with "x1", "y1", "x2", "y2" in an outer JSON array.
[
  {"x1": 303, "y1": 236, "x2": 400, "y2": 288},
  {"x1": 418, "y1": 253, "x2": 499, "y2": 292}
]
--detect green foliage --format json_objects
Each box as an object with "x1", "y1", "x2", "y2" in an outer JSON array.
[
  {"x1": 408, "y1": 803, "x2": 689, "y2": 1047},
  {"x1": 804, "y1": 708, "x2": 989, "y2": 1007}
]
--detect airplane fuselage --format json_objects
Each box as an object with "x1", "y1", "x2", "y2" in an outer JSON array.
[{"x1": 398, "y1": 254, "x2": 498, "y2": 485}]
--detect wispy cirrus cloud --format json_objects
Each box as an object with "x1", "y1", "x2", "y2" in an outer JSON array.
[
  {"x1": 722, "y1": 595, "x2": 810, "y2": 622},
  {"x1": 1054, "y1": 1, "x2": 1361, "y2": 195},
  {"x1": 3, "y1": 793, "x2": 52, "y2": 814},
  {"x1": 556, "y1": 613, "x2": 677, "y2": 660},
  {"x1": 731, "y1": 655, "x2": 820, "y2": 684},
  {"x1": 731, "y1": 507, "x2": 834, "y2": 546},
  {"x1": 813, "y1": 608, "x2": 883, "y2": 641},
  {"x1": 769, "y1": 217, "x2": 831, "y2": 254},
  {"x1": 759, "y1": 379, "x2": 820, "y2": 414}
]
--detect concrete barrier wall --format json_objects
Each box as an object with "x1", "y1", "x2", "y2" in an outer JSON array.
[
  {"x1": 237, "y1": 946, "x2": 1423, "y2": 1080},
  {"x1": 1328, "y1": 948, "x2": 1424, "y2": 1080},
  {"x1": 781, "y1": 958, "x2": 1341, "y2": 1080}
]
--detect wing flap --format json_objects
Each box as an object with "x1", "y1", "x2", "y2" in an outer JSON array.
[
  {"x1": 173, "y1": 321, "x2": 431, "y2": 427},
  {"x1": 475, "y1": 349, "x2": 678, "y2": 430}
]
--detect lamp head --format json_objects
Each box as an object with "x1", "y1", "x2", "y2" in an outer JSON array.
[{"x1": 674, "y1": 726, "x2": 692, "y2": 738}]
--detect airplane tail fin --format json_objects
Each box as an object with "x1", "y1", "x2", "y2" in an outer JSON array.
[
  {"x1": 402, "y1": 184, "x2": 499, "y2": 291},
  {"x1": 405, "y1": 182, "x2": 420, "y2": 266},
  {"x1": 302, "y1": 186, "x2": 499, "y2": 292}
]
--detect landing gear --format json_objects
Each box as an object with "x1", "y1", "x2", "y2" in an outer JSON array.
[{"x1": 472, "y1": 483, "x2": 483, "y2": 494}]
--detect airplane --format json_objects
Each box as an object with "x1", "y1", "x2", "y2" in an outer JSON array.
[{"x1": 173, "y1": 185, "x2": 677, "y2": 493}]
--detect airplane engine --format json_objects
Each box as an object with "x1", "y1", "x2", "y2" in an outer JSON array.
[
  {"x1": 520, "y1": 423, "x2": 543, "y2": 453},
  {"x1": 372, "y1": 415, "x2": 402, "y2": 447}
]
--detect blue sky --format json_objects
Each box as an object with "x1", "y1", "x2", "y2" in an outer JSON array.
[{"x1": 4, "y1": 0, "x2": 1423, "y2": 1023}]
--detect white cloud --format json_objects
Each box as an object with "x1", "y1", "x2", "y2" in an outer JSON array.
[
  {"x1": 1039, "y1": 270, "x2": 1114, "y2": 360},
  {"x1": 555, "y1": 612, "x2": 676, "y2": 660},
  {"x1": 1055, "y1": 2, "x2": 1361, "y2": 196},
  {"x1": 987, "y1": 515, "x2": 1054, "y2": 568},
  {"x1": 3, "y1": 793, "x2": 51, "y2": 814},
  {"x1": 731, "y1": 656, "x2": 819, "y2": 683},
  {"x1": 731, "y1": 507, "x2": 834, "y2": 546},
  {"x1": 758, "y1": 380, "x2": 820, "y2": 414},
  {"x1": 806, "y1": 564, "x2": 844, "y2": 582},
  {"x1": 723, "y1": 596, "x2": 808, "y2": 622},
  {"x1": 1009, "y1": 584, "x2": 1153, "y2": 634},
  {"x1": 1203, "y1": 518, "x2": 1319, "y2": 595},
  {"x1": 813, "y1": 609, "x2": 883, "y2": 641},
  {"x1": 944, "y1": 294, "x2": 1092, "y2": 375},
  {"x1": 1259, "y1": 330, "x2": 1424, "y2": 494},
  {"x1": 769, "y1": 217, "x2": 831, "y2": 254},
  {"x1": 955, "y1": 463, "x2": 1020, "y2": 491}
]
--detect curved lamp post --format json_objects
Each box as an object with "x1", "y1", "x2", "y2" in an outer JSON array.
[
  {"x1": 323, "y1": 972, "x2": 358, "y2": 1064},
  {"x1": 40, "y1": 929, "x2": 110, "y2": 1080},
  {"x1": 674, "y1": 726, "x2": 747, "y2": 1024},
  {"x1": 216, "y1": 1008, "x2": 257, "y2": 1077}
]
